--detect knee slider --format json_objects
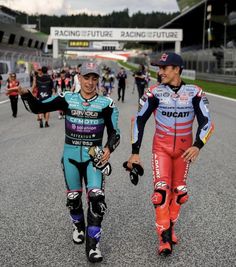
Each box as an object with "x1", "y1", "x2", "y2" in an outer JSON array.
[
  {"x1": 88, "y1": 189, "x2": 107, "y2": 217},
  {"x1": 151, "y1": 190, "x2": 166, "y2": 206},
  {"x1": 177, "y1": 193, "x2": 189, "y2": 204},
  {"x1": 152, "y1": 181, "x2": 170, "y2": 206},
  {"x1": 66, "y1": 191, "x2": 82, "y2": 212},
  {"x1": 174, "y1": 186, "x2": 189, "y2": 205}
]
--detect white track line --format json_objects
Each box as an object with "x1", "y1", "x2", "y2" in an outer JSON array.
[{"x1": 0, "y1": 99, "x2": 9, "y2": 104}]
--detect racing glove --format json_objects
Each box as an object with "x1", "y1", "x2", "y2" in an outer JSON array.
[
  {"x1": 89, "y1": 146, "x2": 112, "y2": 176},
  {"x1": 123, "y1": 161, "x2": 144, "y2": 185}
]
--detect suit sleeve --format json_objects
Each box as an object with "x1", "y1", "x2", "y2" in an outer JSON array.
[
  {"x1": 103, "y1": 100, "x2": 120, "y2": 153},
  {"x1": 192, "y1": 92, "x2": 214, "y2": 149},
  {"x1": 132, "y1": 91, "x2": 159, "y2": 154},
  {"x1": 21, "y1": 91, "x2": 68, "y2": 114}
]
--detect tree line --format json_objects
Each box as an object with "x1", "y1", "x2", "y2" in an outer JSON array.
[{"x1": 16, "y1": 8, "x2": 179, "y2": 35}]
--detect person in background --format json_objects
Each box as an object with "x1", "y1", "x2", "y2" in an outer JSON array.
[
  {"x1": 55, "y1": 70, "x2": 72, "y2": 119},
  {"x1": 134, "y1": 64, "x2": 146, "y2": 99},
  {"x1": 145, "y1": 66, "x2": 151, "y2": 88},
  {"x1": 126, "y1": 52, "x2": 214, "y2": 256},
  {"x1": 71, "y1": 64, "x2": 82, "y2": 93},
  {"x1": 0, "y1": 74, "x2": 3, "y2": 93},
  {"x1": 6, "y1": 73, "x2": 20, "y2": 118},
  {"x1": 101, "y1": 67, "x2": 115, "y2": 97},
  {"x1": 116, "y1": 67, "x2": 127, "y2": 103},
  {"x1": 32, "y1": 66, "x2": 54, "y2": 127},
  {"x1": 55, "y1": 70, "x2": 72, "y2": 94}
]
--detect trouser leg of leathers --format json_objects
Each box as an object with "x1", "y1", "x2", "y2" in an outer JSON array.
[
  {"x1": 169, "y1": 186, "x2": 189, "y2": 244},
  {"x1": 152, "y1": 182, "x2": 172, "y2": 255},
  {"x1": 86, "y1": 189, "x2": 107, "y2": 263},
  {"x1": 66, "y1": 191, "x2": 85, "y2": 244}
]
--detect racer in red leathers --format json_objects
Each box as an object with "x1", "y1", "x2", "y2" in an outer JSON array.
[{"x1": 127, "y1": 52, "x2": 214, "y2": 256}]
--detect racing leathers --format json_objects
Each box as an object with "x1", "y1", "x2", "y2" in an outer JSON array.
[
  {"x1": 21, "y1": 90, "x2": 120, "y2": 252},
  {"x1": 131, "y1": 81, "x2": 214, "y2": 249}
]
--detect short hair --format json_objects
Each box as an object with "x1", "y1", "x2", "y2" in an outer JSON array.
[{"x1": 41, "y1": 66, "x2": 48, "y2": 74}]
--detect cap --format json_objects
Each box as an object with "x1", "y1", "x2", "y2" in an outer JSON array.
[
  {"x1": 80, "y1": 62, "x2": 100, "y2": 76},
  {"x1": 152, "y1": 52, "x2": 184, "y2": 69}
]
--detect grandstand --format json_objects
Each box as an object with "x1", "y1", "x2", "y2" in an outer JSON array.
[
  {"x1": 1, "y1": 2, "x2": 236, "y2": 84},
  {"x1": 156, "y1": 0, "x2": 236, "y2": 83},
  {"x1": 0, "y1": 5, "x2": 57, "y2": 76},
  {"x1": 177, "y1": 0, "x2": 202, "y2": 12}
]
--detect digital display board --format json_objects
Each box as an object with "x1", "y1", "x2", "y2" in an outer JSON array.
[{"x1": 68, "y1": 40, "x2": 89, "y2": 47}]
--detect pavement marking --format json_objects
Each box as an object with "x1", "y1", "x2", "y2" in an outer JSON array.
[
  {"x1": 0, "y1": 99, "x2": 9, "y2": 104},
  {"x1": 206, "y1": 92, "x2": 236, "y2": 102}
]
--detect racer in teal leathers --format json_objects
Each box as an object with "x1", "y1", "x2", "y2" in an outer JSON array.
[{"x1": 20, "y1": 62, "x2": 120, "y2": 263}]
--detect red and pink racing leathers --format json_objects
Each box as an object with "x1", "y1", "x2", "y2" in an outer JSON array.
[{"x1": 131, "y1": 81, "x2": 214, "y2": 239}]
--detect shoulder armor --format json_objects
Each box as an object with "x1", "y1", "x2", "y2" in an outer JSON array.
[
  {"x1": 105, "y1": 96, "x2": 115, "y2": 108},
  {"x1": 192, "y1": 85, "x2": 205, "y2": 97}
]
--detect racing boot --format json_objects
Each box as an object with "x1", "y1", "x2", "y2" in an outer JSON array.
[
  {"x1": 169, "y1": 186, "x2": 189, "y2": 245},
  {"x1": 86, "y1": 226, "x2": 103, "y2": 263},
  {"x1": 72, "y1": 220, "x2": 85, "y2": 244},
  {"x1": 158, "y1": 227, "x2": 172, "y2": 256}
]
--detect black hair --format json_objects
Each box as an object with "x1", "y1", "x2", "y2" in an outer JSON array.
[{"x1": 42, "y1": 66, "x2": 48, "y2": 74}]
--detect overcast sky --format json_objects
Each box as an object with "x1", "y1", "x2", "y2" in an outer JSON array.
[{"x1": 2, "y1": 0, "x2": 179, "y2": 15}]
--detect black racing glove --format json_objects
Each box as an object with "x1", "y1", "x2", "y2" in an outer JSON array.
[
  {"x1": 88, "y1": 146, "x2": 112, "y2": 176},
  {"x1": 123, "y1": 161, "x2": 144, "y2": 185}
]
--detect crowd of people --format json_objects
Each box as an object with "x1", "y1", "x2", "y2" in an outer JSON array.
[
  {"x1": 3, "y1": 62, "x2": 153, "y2": 121},
  {"x1": 3, "y1": 53, "x2": 214, "y2": 263}
]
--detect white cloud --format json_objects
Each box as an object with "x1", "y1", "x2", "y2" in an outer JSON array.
[
  {"x1": 5, "y1": 0, "x2": 66, "y2": 15},
  {"x1": 3, "y1": 0, "x2": 179, "y2": 15}
]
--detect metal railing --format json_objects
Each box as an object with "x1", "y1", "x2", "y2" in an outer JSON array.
[{"x1": 129, "y1": 48, "x2": 236, "y2": 84}]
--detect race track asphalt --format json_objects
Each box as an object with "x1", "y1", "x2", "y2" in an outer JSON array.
[{"x1": 0, "y1": 62, "x2": 235, "y2": 266}]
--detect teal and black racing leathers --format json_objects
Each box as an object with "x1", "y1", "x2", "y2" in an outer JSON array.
[
  {"x1": 22, "y1": 90, "x2": 120, "y2": 247},
  {"x1": 22, "y1": 91, "x2": 120, "y2": 192}
]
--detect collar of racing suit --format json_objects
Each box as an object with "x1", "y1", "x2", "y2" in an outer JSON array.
[
  {"x1": 164, "y1": 80, "x2": 186, "y2": 93},
  {"x1": 78, "y1": 91, "x2": 98, "y2": 102}
]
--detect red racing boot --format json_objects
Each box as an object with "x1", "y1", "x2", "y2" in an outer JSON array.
[{"x1": 158, "y1": 227, "x2": 172, "y2": 256}]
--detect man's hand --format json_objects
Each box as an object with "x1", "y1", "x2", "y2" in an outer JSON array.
[
  {"x1": 181, "y1": 146, "x2": 200, "y2": 163},
  {"x1": 88, "y1": 146, "x2": 112, "y2": 176},
  {"x1": 124, "y1": 154, "x2": 144, "y2": 186},
  {"x1": 101, "y1": 147, "x2": 110, "y2": 164},
  {"x1": 127, "y1": 154, "x2": 142, "y2": 170}
]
